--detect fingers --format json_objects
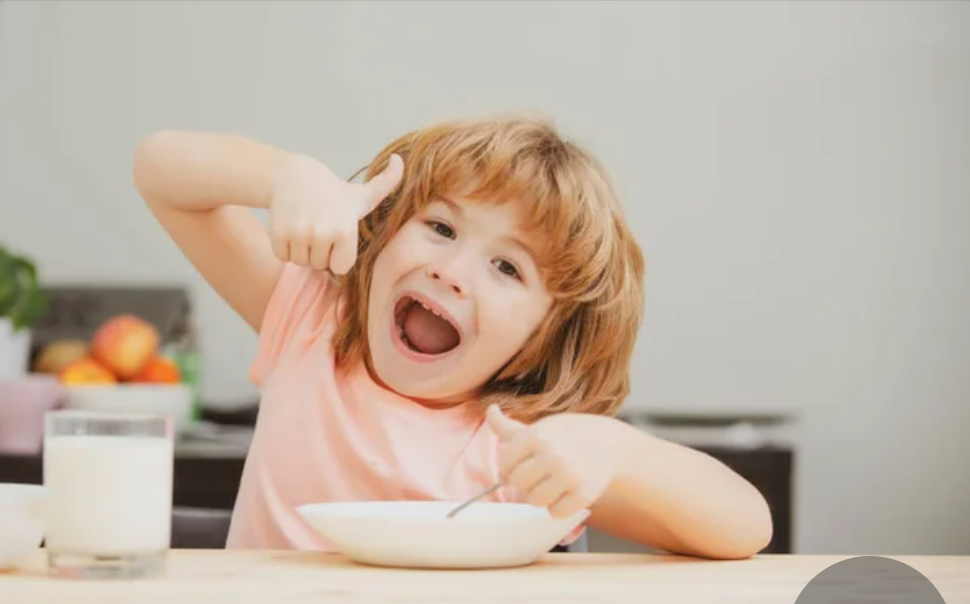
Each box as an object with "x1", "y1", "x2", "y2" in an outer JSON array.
[
  {"x1": 271, "y1": 235, "x2": 290, "y2": 263},
  {"x1": 271, "y1": 223, "x2": 316, "y2": 267},
  {"x1": 328, "y1": 225, "x2": 359, "y2": 275},
  {"x1": 548, "y1": 491, "x2": 588, "y2": 519},
  {"x1": 308, "y1": 235, "x2": 333, "y2": 271},
  {"x1": 486, "y1": 405, "x2": 525, "y2": 441},
  {"x1": 490, "y1": 406, "x2": 588, "y2": 517},
  {"x1": 270, "y1": 220, "x2": 361, "y2": 274},
  {"x1": 499, "y1": 434, "x2": 538, "y2": 473},
  {"x1": 529, "y1": 475, "x2": 572, "y2": 508},
  {"x1": 504, "y1": 451, "x2": 582, "y2": 511},
  {"x1": 492, "y1": 407, "x2": 540, "y2": 481},
  {"x1": 267, "y1": 153, "x2": 402, "y2": 273},
  {"x1": 506, "y1": 451, "x2": 552, "y2": 493},
  {"x1": 289, "y1": 241, "x2": 310, "y2": 266},
  {"x1": 361, "y1": 154, "x2": 404, "y2": 214}
]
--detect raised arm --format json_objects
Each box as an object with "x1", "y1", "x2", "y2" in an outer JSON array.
[
  {"x1": 133, "y1": 131, "x2": 290, "y2": 331},
  {"x1": 132, "y1": 131, "x2": 403, "y2": 331}
]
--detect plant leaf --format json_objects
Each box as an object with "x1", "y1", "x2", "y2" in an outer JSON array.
[{"x1": 0, "y1": 246, "x2": 47, "y2": 331}]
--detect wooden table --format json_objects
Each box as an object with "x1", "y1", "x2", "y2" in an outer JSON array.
[{"x1": 2, "y1": 551, "x2": 968, "y2": 603}]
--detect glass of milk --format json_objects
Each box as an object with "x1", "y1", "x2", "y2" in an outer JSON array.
[{"x1": 43, "y1": 410, "x2": 173, "y2": 579}]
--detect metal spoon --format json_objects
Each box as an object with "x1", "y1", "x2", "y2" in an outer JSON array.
[{"x1": 445, "y1": 482, "x2": 502, "y2": 518}]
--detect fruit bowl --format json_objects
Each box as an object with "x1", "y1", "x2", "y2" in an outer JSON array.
[
  {"x1": 296, "y1": 500, "x2": 589, "y2": 570},
  {"x1": 60, "y1": 383, "x2": 193, "y2": 434},
  {"x1": 0, "y1": 483, "x2": 46, "y2": 570}
]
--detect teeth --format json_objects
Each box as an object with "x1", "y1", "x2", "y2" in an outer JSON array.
[
  {"x1": 398, "y1": 325, "x2": 412, "y2": 349},
  {"x1": 418, "y1": 300, "x2": 442, "y2": 317}
]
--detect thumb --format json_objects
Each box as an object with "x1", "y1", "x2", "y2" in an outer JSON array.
[
  {"x1": 486, "y1": 405, "x2": 525, "y2": 441},
  {"x1": 361, "y1": 153, "x2": 404, "y2": 214}
]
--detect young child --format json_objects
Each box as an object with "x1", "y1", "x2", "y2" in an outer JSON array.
[{"x1": 133, "y1": 115, "x2": 773, "y2": 560}]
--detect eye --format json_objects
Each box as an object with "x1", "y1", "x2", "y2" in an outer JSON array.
[
  {"x1": 426, "y1": 220, "x2": 455, "y2": 239},
  {"x1": 494, "y1": 259, "x2": 522, "y2": 281}
]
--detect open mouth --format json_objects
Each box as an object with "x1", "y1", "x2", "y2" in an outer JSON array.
[{"x1": 393, "y1": 294, "x2": 462, "y2": 357}]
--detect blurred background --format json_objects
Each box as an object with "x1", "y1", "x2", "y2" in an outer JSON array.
[{"x1": 1, "y1": 0, "x2": 968, "y2": 556}]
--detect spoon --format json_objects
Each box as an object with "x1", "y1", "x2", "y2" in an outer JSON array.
[{"x1": 445, "y1": 482, "x2": 502, "y2": 518}]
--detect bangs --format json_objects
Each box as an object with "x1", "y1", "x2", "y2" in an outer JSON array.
[
  {"x1": 397, "y1": 117, "x2": 621, "y2": 304},
  {"x1": 335, "y1": 113, "x2": 646, "y2": 422}
]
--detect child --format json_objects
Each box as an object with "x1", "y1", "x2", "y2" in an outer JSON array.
[{"x1": 133, "y1": 115, "x2": 772, "y2": 560}]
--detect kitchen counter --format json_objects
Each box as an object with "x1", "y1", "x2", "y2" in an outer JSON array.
[{"x1": 3, "y1": 551, "x2": 968, "y2": 603}]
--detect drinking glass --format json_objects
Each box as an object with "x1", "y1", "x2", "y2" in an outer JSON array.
[{"x1": 43, "y1": 410, "x2": 173, "y2": 579}]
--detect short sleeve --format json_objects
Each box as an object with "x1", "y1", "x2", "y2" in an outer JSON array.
[{"x1": 249, "y1": 264, "x2": 341, "y2": 388}]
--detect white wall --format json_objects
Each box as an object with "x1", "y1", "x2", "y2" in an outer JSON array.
[{"x1": 2, "y1": 0, "x2": 968, "y2": 555}]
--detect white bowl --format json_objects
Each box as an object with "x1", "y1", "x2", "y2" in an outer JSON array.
[
  {"x1": 296, "y1": 500, "x2": 589, "y2": 570},
  {"x1": 0, "y1": 483, "x2": 46, "y2": 570},
  {"x1": 61, "y1": 384, "x2": 193, "y2": 434}
]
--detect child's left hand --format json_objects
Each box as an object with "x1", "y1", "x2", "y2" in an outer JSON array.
[{"x1": 486, "y1": 405, "x2": 621, "y2": 518}]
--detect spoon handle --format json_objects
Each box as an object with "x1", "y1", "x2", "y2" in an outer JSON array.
[{"x1": 445, "y1": 482, "x2": 502, "y2": 518}]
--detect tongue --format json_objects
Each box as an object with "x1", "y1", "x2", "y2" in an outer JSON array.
[{"x1": 402, "y1": 303, "x2": 460, "y2": 355}]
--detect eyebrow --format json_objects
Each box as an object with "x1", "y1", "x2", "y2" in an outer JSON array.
[
  {"x1": 438, "y1": 196, "x2": 464, "y2": 218},
  {"x1": 507, "y1": 236, "x2": 540, "y2": 270}
]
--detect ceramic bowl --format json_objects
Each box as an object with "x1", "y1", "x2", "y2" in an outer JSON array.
[
  {"x1": 0, "y1": 375, "x2": 64, "y2": 455},
  {"x1": 296, "y1": 500, "x2": 589, "y2": 570},
  {"x1": 61, "y1": 384, "x2": 193, "y2": 434},
  {"x1": 0, "y1": 483, "x2": 46, "y2": 570}
]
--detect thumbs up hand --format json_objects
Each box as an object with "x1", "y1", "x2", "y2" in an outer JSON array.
[
  {"x1": 486, "y1": 405, "x2": 620, "y2": 519},
  {"x1": 268, "y1": 152, "x2": 404, "y2": 274}
]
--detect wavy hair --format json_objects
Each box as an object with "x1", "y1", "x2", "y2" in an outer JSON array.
[{"x1": 332, "y1": 114, "x2": 645, "y2": 422}]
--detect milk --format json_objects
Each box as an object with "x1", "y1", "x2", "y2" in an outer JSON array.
[{"x1": 43, "y1": 434, "x2": 173, "y2": 556}]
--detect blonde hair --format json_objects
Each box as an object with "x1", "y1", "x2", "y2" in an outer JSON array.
[{"x1": 333, "y1": 114, "x2": 645, "y2": 423}]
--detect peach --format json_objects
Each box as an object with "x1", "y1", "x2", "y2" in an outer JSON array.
[
  {"x1": 130, "y1": 356, "x2": 181, "y2": 384},
  {"x1": 90, "y1": 314, "x2": 160, "y2": 380},
  {"x1": 33, "y1": 339, "x2": 90, "y2": 374},
  {"x1": 59, "y1": 357, "x2": 117, "y2": 385}
]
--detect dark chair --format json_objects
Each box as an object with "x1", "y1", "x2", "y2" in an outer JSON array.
[
  {"x1": 551, "y1": 529, "x2": 589, "y2": 553},
  {"x1": 171, "y1": 507, "x2": 233, "y2": 549}
]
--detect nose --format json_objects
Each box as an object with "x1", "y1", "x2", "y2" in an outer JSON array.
[{"x1": 427, "y1": 256, "x2": 469, "y2": 297}]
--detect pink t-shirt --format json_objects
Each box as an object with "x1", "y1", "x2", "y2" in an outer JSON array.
[{"x1": 225, "y1": 264, "x2": 582, "y2": 550}]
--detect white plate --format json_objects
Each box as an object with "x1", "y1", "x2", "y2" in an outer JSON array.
[{"x1": 296, "y1": 500, "x2": 589, "y2": 570}]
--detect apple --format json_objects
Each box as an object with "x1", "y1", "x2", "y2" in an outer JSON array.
[{"x1": 90, "y1": 314, "x2": 160, "y2": 380}]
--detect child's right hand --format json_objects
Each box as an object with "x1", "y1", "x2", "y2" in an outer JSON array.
[{"x1": 268, "y1": 153, "x2": 404, "y2": 274}]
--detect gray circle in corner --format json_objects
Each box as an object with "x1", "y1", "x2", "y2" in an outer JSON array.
[{"x1": 795, "y1": 555, "x2": 945, "y2": 604}]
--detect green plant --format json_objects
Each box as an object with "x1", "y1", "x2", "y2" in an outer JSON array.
[{"x1": 0, "y1": 245, "x2": 48, "y2": 332}]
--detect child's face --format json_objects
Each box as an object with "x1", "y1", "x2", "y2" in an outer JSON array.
[{"x1": 366, "y1": 195, "x2": 553, "y2": 404}]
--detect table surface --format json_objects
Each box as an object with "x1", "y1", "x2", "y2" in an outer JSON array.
[{"x1": 2, "y1": 550, "x2": 969, "y2": 603}]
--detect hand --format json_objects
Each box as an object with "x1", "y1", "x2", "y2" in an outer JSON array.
[
  {"x1": 486, "y1": 405, "x2": 620, "y2": 518},
  {"x1": 268, "y1": 153, "x2": 404, "y2": 274}
]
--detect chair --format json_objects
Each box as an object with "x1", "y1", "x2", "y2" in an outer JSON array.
[
  {"x1": 171, "y1": 507, "x2": 233, "y2": 549},
  {"x1": 551, "y1": 529, "x2": 589, "y2": 553}
]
